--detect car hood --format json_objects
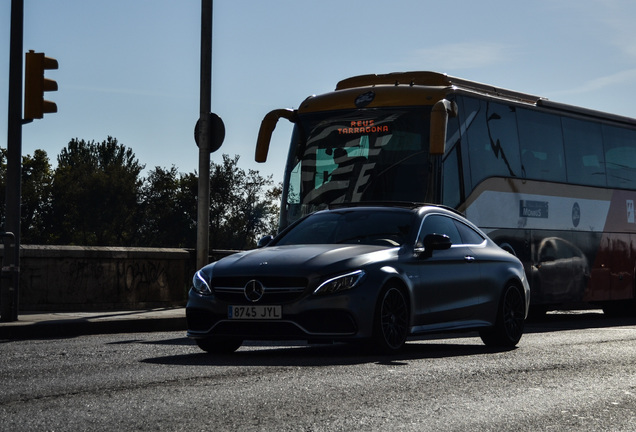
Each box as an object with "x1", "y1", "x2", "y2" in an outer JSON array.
[{"x1": 208, "y1": 244, "x2": 396, "y2": 277}]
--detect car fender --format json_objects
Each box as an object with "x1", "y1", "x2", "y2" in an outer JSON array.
[
  {"x1": 480, "y1": 258, "x2": 530, "y2": 319},
  {"x1": 376, "y1": 264, "x2": 417, "y2": 318}
]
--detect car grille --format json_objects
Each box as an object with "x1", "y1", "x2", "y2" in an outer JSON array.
[{"x1": 212, "y1": 276, "x2": 307, "y2": 304}]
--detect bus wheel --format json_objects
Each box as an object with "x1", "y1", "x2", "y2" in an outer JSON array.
[{"x1": 480, "y1": 283, "x2": 525, "y2": 347}]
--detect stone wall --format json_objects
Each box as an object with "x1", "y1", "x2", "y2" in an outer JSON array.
[{"x1": 3, "y1": 246, "x2": 238, "y2": 312}]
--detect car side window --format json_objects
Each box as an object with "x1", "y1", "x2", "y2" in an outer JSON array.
[
  {"x1": 453, "y1": 220, "x2": 485, "y2": 245},
  {"x1": 417, "y1": 214, "x2": 462, "y2": 245}
]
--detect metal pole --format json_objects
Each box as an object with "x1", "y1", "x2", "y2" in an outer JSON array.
[
  {"x1": 196, "y1": 0, "x2": 212, "y2": 269},
  {"x1": 2, "y1": 0, "x2": 24, "y2": 322}
]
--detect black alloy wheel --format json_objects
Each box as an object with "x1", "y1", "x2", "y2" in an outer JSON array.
[
  {"x1": 374, "y1": 286, "x2": 409, "y2": 353},
  {"x1": 480, "y1": 283, "x2": 525, "y2": 347}
]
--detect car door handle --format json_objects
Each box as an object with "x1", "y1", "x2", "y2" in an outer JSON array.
[{"x1": 464, "y1": 255, "x2": 476, "y2": 262}]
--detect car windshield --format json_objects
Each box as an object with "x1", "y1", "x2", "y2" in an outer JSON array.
[{"x1": 275, "y1": 209, "x2": 414, "y2": 247}]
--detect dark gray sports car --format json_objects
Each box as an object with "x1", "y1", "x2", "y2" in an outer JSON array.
[{"x1": 186, "y1": 204, "x2": 530, "y2": 354}]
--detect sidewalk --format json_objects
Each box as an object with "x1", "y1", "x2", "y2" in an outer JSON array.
[{"x1": 0, "y1": 307, "x2": 187, "y2": 340}]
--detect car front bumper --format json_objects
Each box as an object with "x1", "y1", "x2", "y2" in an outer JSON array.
[{"x1": 186, "y1": 287, "x2": 377, "y2": 342}]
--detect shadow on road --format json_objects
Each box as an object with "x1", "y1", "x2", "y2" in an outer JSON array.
[
  {"x1": 141, "y1": 337, "x2": 514, "y2": 368},
  {"x1": 141, "y1": 309, "x2": 636, "y2": 367}
]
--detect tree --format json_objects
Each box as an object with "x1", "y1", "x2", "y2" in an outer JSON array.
[
  {"x1": 137, "y1": 166, "x2": 197, "y2": 248},
  {"x1": 137, "y1": 156, "x2": 280, "y2": 250},
  {"x1": 209, "y1": 154, "x2": 278, "y2": 249},
  {"x1": 50, "y1": 137, "x2": 144, "y2": 245},
  {"x1": 0, "y1": 139, "x2": 282, "y2": 250},
  {"x1": 20, "y1": 150, "x2": 54, "y2": 243},
  {"x1": 0, "y1": 148, "x2": 54, "y2": 244},
  {"x1": 136, "y1": 155, "x2": 280, "y2": 250}
]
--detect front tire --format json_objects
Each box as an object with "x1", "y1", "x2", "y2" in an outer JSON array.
[
  {"x1": 480, "y1": 283, "x2": 525, "y2": 347},
  {"x1": 195, "y1": 337, "x2": 243, "y2": 354},
  {"x1": 373, "y1": 286, "x2": 409, "y2": 353}
]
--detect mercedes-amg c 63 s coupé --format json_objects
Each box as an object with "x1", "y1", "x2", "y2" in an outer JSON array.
[{"x1": 186, "y1": 204, "x2": 530, "y2": 354}]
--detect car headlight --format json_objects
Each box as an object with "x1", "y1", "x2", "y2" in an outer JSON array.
[
  {"x1": 192, "y1": 270, "x2": 213, "y2": 295},
  {"x1": 314, "y1": 270, "x2": 365, "y2": 295}
]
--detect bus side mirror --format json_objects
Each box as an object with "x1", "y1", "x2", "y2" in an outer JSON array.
[
  {"x1": 255, "y1": 109, "x2": 298, "y2": 162},
  {"x1": 429, "y1": 99, "x2": 458, "y2": 155}
]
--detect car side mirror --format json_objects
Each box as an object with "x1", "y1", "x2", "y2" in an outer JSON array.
[
  {"x1": 415, "y1": 233, "x2": 452, "y2": 258},
  {"x1": 257, "y1": 235, "x2": 274, "y2": 248}
]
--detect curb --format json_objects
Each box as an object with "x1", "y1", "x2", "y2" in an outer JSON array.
[{"x1": 0, "y1": 309, "x2": 187, "y2": 340}]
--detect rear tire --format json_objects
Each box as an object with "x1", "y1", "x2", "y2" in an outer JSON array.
[
  {"x1": 372, "y1": 286, "x2": 409, "y2": 354},
  {"x1": 195, "y1": 337, "x2": 242, "y2": 354},
  {"x1": 480, "y1": 283, "x2": 525, "y2": 347}
]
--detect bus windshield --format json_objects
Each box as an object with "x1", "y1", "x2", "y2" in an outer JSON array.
[{"x1": 283, "y1": 107, "x2": 432, "y2": 222}]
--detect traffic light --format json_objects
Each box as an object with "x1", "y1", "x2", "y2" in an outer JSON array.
[{"x1": 24, "y1": 50, "x2": 58, "y2": 120}]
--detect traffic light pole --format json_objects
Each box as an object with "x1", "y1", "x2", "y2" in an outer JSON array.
[{"x1": 2, "y1": 0, "x2": 25, "y2": 322}]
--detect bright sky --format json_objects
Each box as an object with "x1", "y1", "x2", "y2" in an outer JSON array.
[{"x1": 2, "y1": 0, "x2": 636, "y2": 185}]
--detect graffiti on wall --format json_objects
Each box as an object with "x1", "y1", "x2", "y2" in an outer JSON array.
[{"x1": 18, "y1": 250, "x2": 189, "y2": 309}]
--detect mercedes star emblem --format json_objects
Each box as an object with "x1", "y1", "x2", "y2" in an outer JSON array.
[{"x1": 244, "y1": 280, "x2": 265, "y2": 302}]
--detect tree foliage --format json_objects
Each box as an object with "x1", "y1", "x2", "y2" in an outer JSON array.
[
  {"x1": 209, "y1": 154, "x2": 278, "y2": 249},
  {"x1": 21, "y1": 149, "x2": 54, "y2": 243},
  {"x1": 0, "y1": 148, "x2": 54, "y2": 244},
  {"x1": 0, "y1": 137, "x2": 280, "y2": 250},
  {"x1": 50, "y1": 137, "x2": 144, "y2": 245},
  {"x1": 137, "y1": 166, "x2": 198, "y2": 247}
]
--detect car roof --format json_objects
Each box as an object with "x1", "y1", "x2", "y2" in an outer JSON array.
[{"x1": 326, "y1": 202, "x2": 465, "y2": 217}]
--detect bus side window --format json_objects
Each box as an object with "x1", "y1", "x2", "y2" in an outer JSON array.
[
  {"x1": 517, "y1": 109, "x2": 566, "y2": 182},
  {"x1": 461, "y1": 97, "x2": 521, "y2": 187},
  {"x1": 288, "y1": 162, "x2": 301, "y2": 204},
  {"x1": 603, "y1": 125, "x2": 636, "y2": 189},
  {"x1": 562, "y1": 117, "x2": 606, "y2": 187},
  {"x1": 442, "y1": 107, "x2": 462, "y2": 208},
  {"x1": 443, "y1": 146, "x2": 461, "y2": 208}
]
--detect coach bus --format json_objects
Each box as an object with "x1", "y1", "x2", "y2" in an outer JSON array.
[{"x1": 254, "y1": 71, "x2": 636, "y2": 314}]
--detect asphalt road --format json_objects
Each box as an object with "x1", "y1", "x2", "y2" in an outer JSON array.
[{"x1": 1, "y1": 311, "x2": 635, "y2": 431}]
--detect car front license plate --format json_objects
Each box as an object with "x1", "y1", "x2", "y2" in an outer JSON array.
[{"x1": 228, "y1": 305, "x2": 282, "y2": 320}]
